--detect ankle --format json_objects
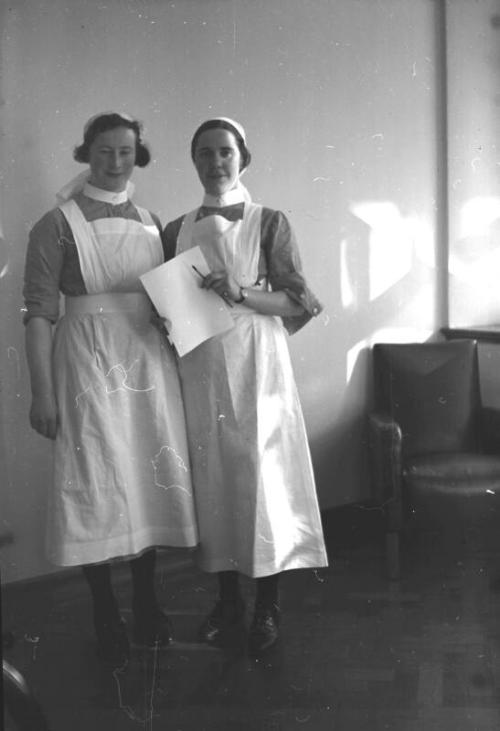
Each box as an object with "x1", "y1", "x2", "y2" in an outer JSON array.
[
  {"x1": 132, "y1": 598, "x2": 162, "y2": 622},
  {"x1": 217, "y1": 595, "x2": 245, "y2": 613},
  {"x1": 255, "y1": 574, "x2": 280, "y2": 609},
  {"x1": 253, "y1": 601, "x2": 281, "y2": 624},
  {"x1": 214, "y1": 597, "x2": 245, "y2": 621},
  {"x1": 92, "y1": 601, "x2": 120, "y2": 626},
  {"x1": 254, "y1": 595, "x2": 280, "y2": 614}
]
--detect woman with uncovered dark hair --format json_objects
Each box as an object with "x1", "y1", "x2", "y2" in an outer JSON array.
[
  {"x1": 73, "y1": 112, "x2": 151, "y2": 167},
  {"x1": 163, "y1": 116, "x2": 328, "y2": 655},
  {"x1": 23, "y1": 112, "x2": 198, "y2": 667}
]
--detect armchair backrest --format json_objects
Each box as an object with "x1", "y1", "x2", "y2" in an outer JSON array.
[{"x1": 373, "y1": 340, "x2": 481, "y2": 458}]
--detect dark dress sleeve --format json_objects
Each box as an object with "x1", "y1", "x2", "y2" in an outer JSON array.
[
  {"x1": 260, "y1": 208, "x2": 323, "y2": 335},
  {"x1": 23, "y1": 209, "x2": 67, "y2": 324},
  {"x1": 23, "y1": 207, "x2": 86, "y2": 324},
  {"x1": 161, "y1": 216, "x2": 185, "y2": 261}
]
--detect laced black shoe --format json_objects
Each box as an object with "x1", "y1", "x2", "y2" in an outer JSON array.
[
  {"x1": 198, "y1": 598, "x2": 246, "y2": 646},
  {"x1": 248, "y1": 603, "x2": 280, "y2": 655},
  {"x1": 133, "y1": 607, "x2": 173, "y2": 648},
  {"x1": 95, "y1": 615, "x2": 129, "y2": 667}
]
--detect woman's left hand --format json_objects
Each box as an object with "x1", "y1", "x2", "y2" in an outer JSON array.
[
  {"x1": 201, "y1": 270, "x2": 241, "y2": 303},
  {"x1": 150, "y1": 310, "x2": 172, "y2": 333}
]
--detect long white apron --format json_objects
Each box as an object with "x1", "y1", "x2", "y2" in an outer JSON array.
[
  {"x1": 48, "y1": 200, "x2": 198, "y2": 566},
  {"x1": 176, "y1": 205, "x2": 328, "y2": 578}
]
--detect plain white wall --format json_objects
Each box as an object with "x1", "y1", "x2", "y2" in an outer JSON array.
[{"x1": 0, "y1": 0, "x2": 442, "y2": 582}]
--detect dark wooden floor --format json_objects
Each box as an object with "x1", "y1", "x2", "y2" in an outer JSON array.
[{"x1": 3, "y1": 507, "x2": 500, "y2": 730}]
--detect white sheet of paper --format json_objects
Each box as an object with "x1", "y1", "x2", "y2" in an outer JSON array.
[{"x1": 140, "y1": 246, "x2": 234, "y2": 357}]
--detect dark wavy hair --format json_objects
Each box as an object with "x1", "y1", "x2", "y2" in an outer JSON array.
[
  {"x1": 191, "y1": 119, "x2": 251, "y2": 171},
  {"x1": 73, "y1": 113, "x2": 151, "y2": 167}
]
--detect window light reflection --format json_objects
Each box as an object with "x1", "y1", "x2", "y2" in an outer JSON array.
[
  {"x1": 348, "y1": 201, "x2": 431, "y2": 303},
  {"x1": 449, "y1": 196, "x2": 500, "y2": 282}
]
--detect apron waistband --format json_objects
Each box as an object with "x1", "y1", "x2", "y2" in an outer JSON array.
[{"x1": 64, "y1": 292, "x2": 152, "y2": 316}]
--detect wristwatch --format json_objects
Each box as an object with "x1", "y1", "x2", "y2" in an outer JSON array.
[{"x1": 234, "y1": 287, "x2": 248, "y2": 304}]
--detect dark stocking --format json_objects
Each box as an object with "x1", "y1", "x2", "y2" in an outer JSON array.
[
  {"x1": 130, "y1": 549, "x2": 159, "y2": 620},
  {"x1": 255, "y1": 573, "x2": 280, "y2": 610},
  {"x1": 218, "y1": 570, "x2": 242, "y2": 602},
  {"x1": 81, "y1": 562, "x2": 119, "y2": 622},
  {"x1": 130, "y1": 549, "x2": 173, "y2": 645},
  {"x1": 82, "y1": 562, "x2": 129, "y2": 664},
  {"x1": 215, "y1": 571, "x2": 244, "y2": 620}
]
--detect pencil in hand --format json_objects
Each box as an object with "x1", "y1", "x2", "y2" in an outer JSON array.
[
  {"x1": 191, "y1": 265, "x2": 233, "y2": 308},
  {"x1": 191, "y1": 265, "x2": 205, "y2": 281}
]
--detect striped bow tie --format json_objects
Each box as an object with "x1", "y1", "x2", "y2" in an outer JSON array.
[{"x1": 196, "y1": 202, "x2": 245, "y2": 222}]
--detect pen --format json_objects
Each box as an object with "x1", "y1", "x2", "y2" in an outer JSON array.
[{"x1": 191, "y1": 265, "x2": 233, "y2": 308}]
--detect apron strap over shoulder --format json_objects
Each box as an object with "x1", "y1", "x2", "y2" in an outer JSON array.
[{"x1": 59, "y1": 199, "x2": 106, "y2": 292}]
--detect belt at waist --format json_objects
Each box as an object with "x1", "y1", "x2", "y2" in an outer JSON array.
[{"x1": 64, "y1": 292, "x2": 152, "y2": 316}]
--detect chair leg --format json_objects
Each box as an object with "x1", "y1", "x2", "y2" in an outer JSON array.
[{"x1": 386, "y1": 531, "x2": 400, "y2": 580}]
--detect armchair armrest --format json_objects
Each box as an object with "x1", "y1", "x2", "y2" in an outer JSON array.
[
  {"x1": 368, "y1": 412, "x2": 403, "y2": 526},
  {"x1": 368, "y1": 412, "x2": 404, "y2": 579},
  {"x1": 480, "y1": 406, "x2": 500, "y2": 454}
]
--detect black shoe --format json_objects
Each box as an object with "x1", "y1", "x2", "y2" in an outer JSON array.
[
  {"x1": 198, "y1": 599, "x2": 245, "y2": 646},
  {"x1": 133, "y1": 608, "x2": 173, "y2": 648},
  {"x1": 248, "y1": 603, "x2": 280, "y2": 655},
  {"x1": 95, "y1": 616, "x2": 129, "y2": 667}
]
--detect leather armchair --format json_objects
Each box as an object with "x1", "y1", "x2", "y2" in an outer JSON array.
[{"x1": 369, "y1": 339, "x2": 500, "y2": 579}]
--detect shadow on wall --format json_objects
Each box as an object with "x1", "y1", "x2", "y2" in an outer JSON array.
[{"x1": 313, "y1": 345, "x2": 372, "y2": 506}]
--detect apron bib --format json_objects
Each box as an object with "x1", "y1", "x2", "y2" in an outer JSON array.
[{"x1": 60, "y1": 198, "x2": 162, "y2": 292}]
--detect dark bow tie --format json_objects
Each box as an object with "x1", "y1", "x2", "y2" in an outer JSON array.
[{"x1": 196, "y1": 202, "x2": 245, "y2": 222}]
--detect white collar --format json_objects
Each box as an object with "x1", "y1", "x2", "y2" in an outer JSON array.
[
  {"x1": 82, "y1": 182, "x2": 129, "y2": 205},
  {"x1": 202, "y1": 186, "x2": 247, "y2": 207}
]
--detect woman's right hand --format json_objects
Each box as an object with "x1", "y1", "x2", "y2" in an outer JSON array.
[{"x1": 30, "y1": 393, "x2": 58, "y2": 440}]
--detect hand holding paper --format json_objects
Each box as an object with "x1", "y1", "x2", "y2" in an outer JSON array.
[{"x1": 140, "y1": 246, "x2": 234, "y2": 357}]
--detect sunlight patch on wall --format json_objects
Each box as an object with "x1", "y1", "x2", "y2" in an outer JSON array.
[
  {"x1": 349, "y1": 201, "x2": 431, "y2": 303},
  {"x1": 346, "y1": 339, "x2": 366, "y2": 383},
  {"x1": 449, "y1": 196, "x2": 500, "y2": 283},
  {"x1": 369, "y1": 327, "x2": 433, "y2": 345},
  {"x1": 448, "y1": 195, "x2": 500, "y2": 326},
  {"x1": 460, "y1": 196, "x2": 500, "y2": 238}
]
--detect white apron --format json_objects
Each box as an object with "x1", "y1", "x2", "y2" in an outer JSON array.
[
  {"x1": 176, "y1": 205, "x2": 328, "y2": 578},
  {"x1": 47, "y1": 199, "x2": 198, "y2": 566}
]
